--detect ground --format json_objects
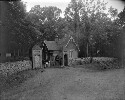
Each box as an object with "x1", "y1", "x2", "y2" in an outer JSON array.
[{"x1": 0, "y1": 66, "x2": 125, "y2": 100}]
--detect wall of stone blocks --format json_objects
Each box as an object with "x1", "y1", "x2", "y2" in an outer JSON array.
[{"x1": 0, "y1": 60, "x2": 32, "y2": 76}]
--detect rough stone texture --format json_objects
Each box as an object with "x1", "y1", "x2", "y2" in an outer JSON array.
[
  {"x1": 70, "y1": 57, "x2": 122, "y2": 70},
  {"x1": 0, "y1": 60, "x2": 32, "y2": 76}
]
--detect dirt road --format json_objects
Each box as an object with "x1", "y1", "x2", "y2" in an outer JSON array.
[{"x1": 1, "y1": 67, "x2": 125, "y2": 100}]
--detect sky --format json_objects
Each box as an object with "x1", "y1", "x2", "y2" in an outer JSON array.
[{"x1": 22, "y1": 0, "x2": 125, "y2": 17}]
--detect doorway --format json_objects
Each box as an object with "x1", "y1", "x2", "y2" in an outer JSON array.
[{"x1": 64, "y1": 54, "x2": 68, "y2": 66}]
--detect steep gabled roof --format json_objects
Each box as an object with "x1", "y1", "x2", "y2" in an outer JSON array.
[
  {"x1": 58, "y1": 34, "x2": 71, "y2": 46},
  {"x1": 65, "y1": 36, "x2": 80, "y2": 51},
  {"x1": 58, "y1": 35, "x2": 80, "y2": 51},
  {"x1": 44, "y1": 40, "x2": 60, "y2": 50},
  {"x1": 43, "y1": 34, "x2": 80, "y2": 51}
]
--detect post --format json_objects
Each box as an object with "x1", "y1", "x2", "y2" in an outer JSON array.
[{"x1": 32, "y1": 45, "x2": 43, "y2": 70}]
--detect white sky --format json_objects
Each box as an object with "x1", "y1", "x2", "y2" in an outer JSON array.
[{"x1": 22, "y1": 0, "x2": 125, "y2": 17}]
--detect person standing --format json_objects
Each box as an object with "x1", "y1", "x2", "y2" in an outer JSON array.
[{"x1": 55, "y1": 55, "x2": 59, "y2": 66}]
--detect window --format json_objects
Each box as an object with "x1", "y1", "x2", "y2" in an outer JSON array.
[{"x1": 70, "y1": 50, "x2": 73, "y2": 58}]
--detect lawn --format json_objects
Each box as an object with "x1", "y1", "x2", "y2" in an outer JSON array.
[{"x1": 0, "y1": 65, "x2": 125, "y2": 100}]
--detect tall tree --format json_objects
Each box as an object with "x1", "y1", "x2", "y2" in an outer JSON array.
[
  {"x1": 108, "y1": 6, "x2": 118, "y2": 20},
  {"x1": 27, "y1": 5, "x2": 62, "y2": 40},
  {"x1": 117, "y1": 6, "x2": 125, "y2": 28},
  {"x1": 114, "y1": 6, "x2": 125, "y2": 60},
  {"x1": 64, "y1": 0, "x2": 109, "y2": 57},
  {"x1": 1, "y1": 1, "x2": 40, "y2": 59},
  {"x1": 0, "y1": 1, "x2": 29, "y2": 61}
]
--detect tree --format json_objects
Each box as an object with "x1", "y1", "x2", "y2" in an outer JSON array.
[
  {"x1": 64, "y1": 0, "x2": 82, "y2": 40},
  {"x1": 0, "y1": 1, "x2": 28, "y2": 58},
  {"x1": 113, "y1": 6, "x2": 125, "y2": 60},
  {"x1": 108, "y1": 6, "x2": 118, "y2": 20},
  {"x1": 64, "y1": 0, "x2": 109, "y2": 58},
  {"x1": 1, "y1": 1, "x2": 42, "y2": 59},
  {"x1": 27, "y1": 5, "x2": 62, "y2": 40},
  {"x1": 116, "y1": 6, "x2": 125, "y2": 28}
]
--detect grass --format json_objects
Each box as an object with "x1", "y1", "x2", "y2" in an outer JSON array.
[
  {"x1": 0, "y1": 57, "x2": 124, "y2": 100},
  {"x1": 0, "y1": 65, "x2": 125, "y2": 100},
  {"x1": 0, "y1": 59, "x2": 123, "y2": 93},
  {"x1": 0, "y1": 68, "x2": 42, "y2": 94}
]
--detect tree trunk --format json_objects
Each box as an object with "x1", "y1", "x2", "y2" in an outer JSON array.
[
  {"x1": 90, "y1": 46, "x2": 93, "y2": 63},
  {"x1": 14, "y1": 50, "x2": 15, "y2": 57},
  {"x1": 18, "y1": 49, "x2": 19, "y2": 57},
  {"x1": 87, "y1": 43, "x2": 89, "y2": 57}
]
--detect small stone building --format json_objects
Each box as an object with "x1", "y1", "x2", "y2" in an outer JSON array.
[{"x1": 43, "y1": 35, "x2": 80, "y2": 66}]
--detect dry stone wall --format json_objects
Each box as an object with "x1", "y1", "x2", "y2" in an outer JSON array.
[{"x1": 0, "y1": 60, "x2": 32, "y2": 76}]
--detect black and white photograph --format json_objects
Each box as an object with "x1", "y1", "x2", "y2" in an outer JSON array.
[{"x1": 0, "y1": 0, "x2": 125, "y2": 99}]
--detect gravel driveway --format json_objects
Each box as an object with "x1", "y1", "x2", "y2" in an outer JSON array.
[{"x1": 1, "y1": 67, "x2": 125, "y2": 100}]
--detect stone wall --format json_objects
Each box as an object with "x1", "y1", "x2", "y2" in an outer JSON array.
[
  {"x1": 71, "y1": 57, "x2": 122, "y2": 69},
  {"x1": 0, "y1": 60, "x2": 32, "y2": 76}
]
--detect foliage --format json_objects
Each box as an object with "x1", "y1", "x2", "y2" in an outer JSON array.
[
  {"x1": 116, "y1": 6, "x2": 125, "y2": 28},
  {"x1": 3, "y1": 0, "x2": 124, "y2": 60},
  {"x1": 26, "y1": 0, "x2": 123, "y2": 58},
  {"x1": 2, "y1": 1, "x2": 41, "y2": 58},
  {"x1": 116, "y1": 6, "x2": 125, "y2": 59},
  {"x1": 64, "y1": 0, "x2": 114, "y2": 57},
  {"x1": 108, "y1": 6, "x2": 118, "y2": 20},
  {"x1": 27, "y1": 5, "x2": 62, "y2": 40}
]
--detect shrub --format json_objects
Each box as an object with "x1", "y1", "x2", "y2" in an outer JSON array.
[{"x1": 93, "y1": 59, "x2": 122, "y2": 70}]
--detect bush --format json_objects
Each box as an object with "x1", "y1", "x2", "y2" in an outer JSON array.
[{"x1": 93, "y1": 59, "x2": 122, "y2": 70}]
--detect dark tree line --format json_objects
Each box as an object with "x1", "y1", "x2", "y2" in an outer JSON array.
[{"x1": 0, "y1": 0, "x2": 125, "y2": 62}]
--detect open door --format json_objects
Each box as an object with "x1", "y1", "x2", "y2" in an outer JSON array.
[{"x1": 64, "y1": 54, "x2": 68, "y2": 66}]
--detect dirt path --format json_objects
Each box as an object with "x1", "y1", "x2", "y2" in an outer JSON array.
[{"x1": 1, "y1": 67, "x2": 125, "y2": 100}]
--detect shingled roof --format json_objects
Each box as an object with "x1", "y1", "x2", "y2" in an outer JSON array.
[
  {"x1": 44, "y1": 34, "x2": 79, "y2": 51},
  {"x1": 44, "y1": 40, "x2": 60, "y2": 50},
  {"x1": 58, "y1": 35, "x2": 80, "y2": 51}
]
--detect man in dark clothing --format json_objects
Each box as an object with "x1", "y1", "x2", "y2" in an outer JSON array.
[{"x1": 55, "y1": 55, "x2": 59, "y2": 66}]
